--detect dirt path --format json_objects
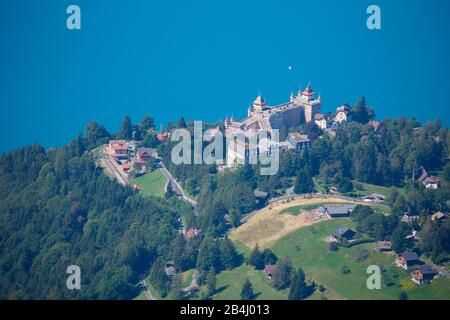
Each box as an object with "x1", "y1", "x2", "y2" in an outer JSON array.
[{"x1": 141, "y1": 279, "x2": 158, "y2": 300}]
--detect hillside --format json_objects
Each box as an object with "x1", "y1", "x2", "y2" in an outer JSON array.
[{"x1": 0, "y1": 141, "x2": 179, "y2": 299}]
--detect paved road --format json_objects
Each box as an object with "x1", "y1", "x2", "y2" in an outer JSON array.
[
  {"x1": 160, "y1": 165, "x2": 198, "y2": 208},
  {"x1": 141, "y1": 279, "x2": 158, "y2": 300}
]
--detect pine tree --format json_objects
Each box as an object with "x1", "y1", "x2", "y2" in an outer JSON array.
[
  {"x1": 240, "y1": 279, "x2": 256, "y2": 300},
  {"x1": 272, "y1": 259, "x2": 293, "y2": 290},
  {"x1": 139, "y1": 115, "x2": 155, "y2": 135},
  {"x1": 171, "y1": 274, "x2": 184, "y2": 300},
  {"x1": 84, "y1": 121, "x2": 110, "y2": 149},
  {"x1": 172, "y1": 234, "x2": 186, "y2": 272},
  {"x1": 196, "y1": 236, "x2": 222, "y2": 272},
  {"x1": 219, "y1": 238, "x2": 239, "y2": 270},
  {"x1": 177, "y1": 116, "x2": 187, "y2": 128},
  {"x1": 247, "y1": 244, "x2": 264, "y2": 270},
  {"x1": 149, "y1": 258, "x2": 170, "y2": 297},
  {"x1": 206, "y1": 269, "x2": 216, "y2": 297},
  {"x1": 351, "y1": 96, "x2": 375, "y2": 124},
  {"x1": 261, "y1": 248, "x2": 278, "y2": 265},
  {"x1": 288, "y1": 267, "x2": 308, "y2": 300},
  {"x1": 294, "y1": 168, "x2": 314, "y2": 194},
  {"x1": 118, "y1": 115, "x2": 133, "y2": 140}
]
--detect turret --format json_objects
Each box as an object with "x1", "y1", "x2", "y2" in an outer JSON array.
[{"x1": 253, "y1": 94, "x2": 267, "y2": 112}]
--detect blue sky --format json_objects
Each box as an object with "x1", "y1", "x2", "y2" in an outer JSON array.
[{"x1": 0, "y1": 0, "x2": 449, "y2": 152}]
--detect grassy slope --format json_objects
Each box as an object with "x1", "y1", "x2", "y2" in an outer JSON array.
[
  {"x1": 213, "y1": 241, "x2": 288, "y2": 300},
  {"x1": 270, "y1": 219, "x2": 450, "y2": 300},
  {"x1": 132, "y1": 169, "x2": 167, "y2": 198}
]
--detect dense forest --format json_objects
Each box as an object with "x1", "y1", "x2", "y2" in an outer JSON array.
[
  {"x1": 0, "y1": 101, "x2": 449, "y2": 299},
  {"x1": 0, "y1": 123, "x2": 179, "y2": 299}
]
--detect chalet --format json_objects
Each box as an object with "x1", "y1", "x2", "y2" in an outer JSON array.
[
  {"x1": 411, "y1": 265, "x2": 438, "y2": 285},
  {"x1": 363, "y1": 193, "x2": 386, "y2": 203},
  {"x1": 323, "y1": 204, "x2": 356, "y2": 218},
  {"x1": 254, "y1": 189, "x2": 269, "y2": 207},
  {"x1": 314, "y1": 113, "x2": 332, "y2": 130},
  {"x1": 136, "y1": 148, "x2": 154, "y2": 163},
  {"x1": 431, "y1": 211, "x2": 448, "y2": 222},
  {"x1": 401, "y1": 212, "x2": 419, "y2": 224},
  {"x1": 395, "y1": 252, "x2": 421, "y2": 270},
  {"x1": 417, "y1": 166, "x2": 429, "y2": 183},
  {"x1": 376, "y1": 241, "x2": 392, "y2": 252},
  {"x1": 107, "y1": 140, "x2": 129, "y2": 159},
  {"x1": 423, "y1": 176, "x2": 440, "y2": 189},
  {"x1": 335, "y1": 104, "x2": 352, "y2": 124},
  {"x1": 369, "y1": 121, "x2": 386, "y2": 134},
  {"x1": 286, "y1": 133, "x2": 311, "y2": 151},
  {"x1": 184, "y1": 227, "x2": 201, "y2": 240},
  {"x1": 157, "y1": 132, "x2": 169, "y2": 141},
  {"x1": 132, "y1": 184, "x2": 140, "y2": 190},
  {"x1": 285, "y1": 186, "x2": 295, "y2": 195},
  {"x1": 264, "y1": 264, "x2": 278, "y2": 279},
  {"x1": 331, "y1": 227, "x2": 356, "y2": 241},
  {"x1": 165, "y1": 266, "x2": 176, "y2": 280}
]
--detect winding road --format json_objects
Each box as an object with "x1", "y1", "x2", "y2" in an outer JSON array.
[{"x1": 160, "y1": 164, "x2": 198, "y2": 209}]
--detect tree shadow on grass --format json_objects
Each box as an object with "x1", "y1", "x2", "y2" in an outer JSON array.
[{"x1": 214, "y1": 285, "x2": 229, "y2": 295}]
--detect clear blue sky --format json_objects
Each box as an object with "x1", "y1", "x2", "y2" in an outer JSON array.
[{"x1": 0, "y1": 0, "x2": 449, "y2": 152}]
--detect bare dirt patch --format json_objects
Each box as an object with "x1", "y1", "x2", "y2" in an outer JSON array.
[{"x1": 229, "y1": 197, "x2": 357, "y2": 249}]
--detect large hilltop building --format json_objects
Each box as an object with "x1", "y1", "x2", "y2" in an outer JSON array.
[
  {"x1": 224, "y1": 85, "x2": 321, "y2": 165},
  {"x1": 224, "y1": 85, "x2": 321, "y2": 135}
]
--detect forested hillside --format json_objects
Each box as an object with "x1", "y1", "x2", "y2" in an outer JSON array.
[{"x1": 0, "y1": 128, "x2": 179, "y2": 299}]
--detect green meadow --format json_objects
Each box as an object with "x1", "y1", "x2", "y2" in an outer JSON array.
[
  {"x1": 216, "y1": 219, "x2": 450, "y2": 300},
  {"x1": 132, "y1": 169, "x2": 167, "y2": 198}
]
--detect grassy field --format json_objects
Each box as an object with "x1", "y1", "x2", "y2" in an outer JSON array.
[
  {"x1": 229, "y1": 197, "x2": 359, "y2": 248},
  {"x1": 181, "y1": 269, "x2": 195, "y2": 288},
  {"x1": 132, "y1": 169, "x2": 167, "y2": 198},
  {"x1": 213, "y1": 241, "x2": 342, "y2": 300},
  {"x1": 214, "y1": 264, "x2": 288, "y2": 300},
  {"x1": 269, "y1": 219, "x2": 450, "y2": 300}
]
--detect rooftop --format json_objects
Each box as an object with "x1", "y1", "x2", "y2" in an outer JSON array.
[
  {"x1": 332, "y1": 227, "x2": 355, "y2": 238},
  {"x1": 264, "y1": 264, "x2": 278, "y2": 276},
  {"x1": 288, "y1": 132, "x2": 310, "y2": 142},
  {"x1": 400, "y1": 252, "x2": 420, "y2": 262},
  {"x1": 417, "y1": 265, "x2": 438, "y2": 276},
  {"x1": 326, "y1": 204, "x2": 356, "y2": 215}
]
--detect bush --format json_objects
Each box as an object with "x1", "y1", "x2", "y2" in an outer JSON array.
[
  {"x1": 355, "y1": 247, "x2": 369, "y2": 263},
  {"x1": 340, "y1": 265, "x2": 350, "y2": 274},
  {"x1": 329, "y1": 242, "x2": 338, "y2": 252}
]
